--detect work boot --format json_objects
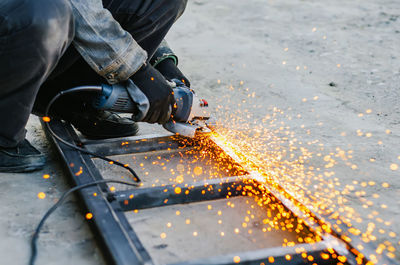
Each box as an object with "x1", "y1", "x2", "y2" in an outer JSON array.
[
  {"x1": 0, "y1": 139, "x2": 46, "y2": 173},
  {"x1": 59, "y1": 107, "x2": 139, "y2": 139}
]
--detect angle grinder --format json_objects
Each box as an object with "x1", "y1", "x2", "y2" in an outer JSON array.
[{"x1": 92, "y1": 79, "x2": 211, "y2": 138}]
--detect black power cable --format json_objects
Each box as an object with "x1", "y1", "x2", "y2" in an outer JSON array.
[
  {"x1": 29, "y1": 179, "x2": 140, "y2": 265},
  {"x1": 29, "y1": 86, "x2": 143, "y2": 265},
  {"x1": 43, "y1": 86, "x2": 141, "y2": 182}
]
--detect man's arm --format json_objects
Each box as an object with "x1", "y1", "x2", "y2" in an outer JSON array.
[
  {"x1": 69, "y1": 0, "x2": 147, "y2": 84},
  {"x1": 151, "y1": 40, "x2": 191, "y2": 87}
]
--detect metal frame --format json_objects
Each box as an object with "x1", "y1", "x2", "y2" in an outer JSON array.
[{"x1": 42, "y1": 119, "x2": 398, "y2": 265}]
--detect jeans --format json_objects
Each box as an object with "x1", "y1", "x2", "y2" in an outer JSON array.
[{"x1": 0, "y1": 0, "x2": 187, "y2": 147}]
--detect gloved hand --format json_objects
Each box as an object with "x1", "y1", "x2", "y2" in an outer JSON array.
[
  {"x1": 130, "y1": 63, "x2": 175, "y2": 124},
  {"x1": 155, "y1": 58, "x2": 191, "y2": 87}
]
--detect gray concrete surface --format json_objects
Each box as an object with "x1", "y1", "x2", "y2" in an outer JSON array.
[
  {"x1": 1, "y1": 0, "x2": 399, "y2": 264},
  {"x1": 0, "y1": 118, "x2": 105, "y2": 265}
]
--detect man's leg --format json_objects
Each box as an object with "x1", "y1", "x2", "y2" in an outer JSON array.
[
  {"x1": 104, "y1": 0, "x2": 188, "y2": 58},
  {"x1": 0, "y1": 0, "x2": 74, "y2": 172},
  {"x1": 33, "y1": 0, "x2": 188, "y2": 138}
]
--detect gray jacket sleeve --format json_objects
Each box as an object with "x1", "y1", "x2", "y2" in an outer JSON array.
[{"x1": 69, "y1": 0, "x2": 147, "y2": 84}]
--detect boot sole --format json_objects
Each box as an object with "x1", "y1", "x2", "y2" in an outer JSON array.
[{"x1": 0, "y1": 162, "x2": 46, "y2": 173}]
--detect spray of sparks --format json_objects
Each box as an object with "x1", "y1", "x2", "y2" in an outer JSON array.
[
  {"x1": 195, "y1": 79, "x2": 398, "y2": 263},
  {"x1": 89, "y1": 89, "x2": 400, "y2": 264},
  {"x1": 41, "y1": 80, "x2": 399, "y2": 264}
]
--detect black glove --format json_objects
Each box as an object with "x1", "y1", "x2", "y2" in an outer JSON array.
[
  {"x1": 130, "y1": 63, "x2": 175, "y2": 124},
  {"x1": 155, "y1": 58, "x2": 191, "y2": 87}
]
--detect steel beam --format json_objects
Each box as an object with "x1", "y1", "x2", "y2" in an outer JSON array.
[
  {"x1": 82, "y1": 134, "x2": 183, "y2": 156},
  {"x1": 40, "y1": 118, "x2": 392, "y2": 265}
]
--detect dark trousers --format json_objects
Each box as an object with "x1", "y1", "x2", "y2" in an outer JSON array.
[{"x1": 0, "y1": 0, "x2": 187, "y2": 147}]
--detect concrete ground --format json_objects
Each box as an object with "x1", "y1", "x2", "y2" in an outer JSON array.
[{"x1": 1, "y1": 0, "x2": 399, "y2": 264}]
